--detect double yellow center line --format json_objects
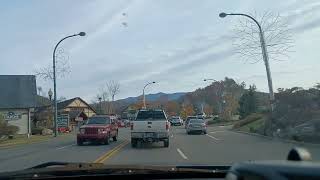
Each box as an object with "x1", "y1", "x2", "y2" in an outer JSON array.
[{"x1": 94, "y1": 140, "x2": 129, "y2": 163}]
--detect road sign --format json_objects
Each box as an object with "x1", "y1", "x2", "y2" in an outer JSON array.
[{"x1": 57, "y1": 114, "x2": 69, "y2": 127}]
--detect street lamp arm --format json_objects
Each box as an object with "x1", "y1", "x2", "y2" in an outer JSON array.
[
  {"x1": 228, "y1": 13, "x2": 262, "y2": 32},
  {"x1": 143, "y1": 82, "x2": 155, "y2": 89},
  {"x1": 142, "y1": 81, "x2": 156, "y2": 109},
  {"x1": 53, "y1": 34, "x2": 79, "y2": 58},
  {"x1": 204, "y1": 78, "x2": 217, "y2": 82}
]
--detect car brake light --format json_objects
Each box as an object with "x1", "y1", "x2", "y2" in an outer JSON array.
[
  {"x1": 130, "y1": 123, "x2": 134, "y2": 130},
  {"x1": 166, "y1": 122, "x2": 169, "y2": 130}
]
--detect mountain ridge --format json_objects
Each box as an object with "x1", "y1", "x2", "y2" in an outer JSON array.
[{"x1": 116, "y1": 92, "x2": 187, "y2": 104}]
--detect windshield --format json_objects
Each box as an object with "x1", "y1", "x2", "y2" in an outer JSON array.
[
  {"x1": 189, "y1": 120, "x2": 204, "y2": 124},
  {"x1": 1, "y1": 0, "x2": 320, "y2": 174},
  {"x1": 135, "y1": 110, "x2": 166, "y2": 120},
  {"x1": 187, "y1": 116, "x2": 197, "y2": 120},
  {"x1": 86, "y1": 117, "x2": 110, "y2": 125}
]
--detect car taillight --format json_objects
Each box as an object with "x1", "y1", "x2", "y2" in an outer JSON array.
[
  {"x1": 130, "y1": 123, "x2": 134, "y2": 130},
  {"x1": 166, "y1": 122, "x2": 169, "y2": 130}
]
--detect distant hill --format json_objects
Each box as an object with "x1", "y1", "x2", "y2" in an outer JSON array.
[{"x1": 116, "y1": 92, "x2": 187, "y2": 104}]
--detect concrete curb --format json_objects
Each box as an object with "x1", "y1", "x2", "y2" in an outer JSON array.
[{"x1": 232, "y1": 130, "x2": 320, "y2": 147}]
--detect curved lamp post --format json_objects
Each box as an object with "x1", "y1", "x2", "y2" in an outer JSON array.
[
  {"x1": 53, "y1": 32, "x2": 86, "y2": 137},
  {"x1": 143, "y1": 81, "x2": 156, "y2": 109},
  {"x1": 219, "y1": 12, "x2": 275, "y2": 111}
]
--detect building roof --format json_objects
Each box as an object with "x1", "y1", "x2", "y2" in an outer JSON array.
[
  {"x1": 57, "y1": 97, "x2": 77, "y2": 110},
  {"x1": 57, "y1": 97, "x2": 96, "y2": 113},
  {"x1": 68, "y1": 110, "x2": 86, "y2": 119},
  {"x1": 0, "y1": 75, "x2": 37, "y2": 109}
]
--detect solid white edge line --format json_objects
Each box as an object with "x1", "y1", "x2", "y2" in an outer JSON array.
[
  {"x1": 206, "y1": 134, "x2": 220, "y2": 141},
  {"x1": 177, "y1": 148, "x2": 188, "y2": 160},
  {"x1": 56, "y1": 143, "x2": 76, "y2": 150}
]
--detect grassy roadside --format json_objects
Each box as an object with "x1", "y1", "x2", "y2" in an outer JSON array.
[
  {"x1": 232, "y1": 113, "x2": 266, "y2": 134},
  {"x1": 237, "y1": 118, "x2": 264, "y2": 133},
  {"x1": 207, "y1": 121, "x2": 236, "y2": 126},
  {"x1": 0, "y1": 133, "x2": 74, "y2": 148}
]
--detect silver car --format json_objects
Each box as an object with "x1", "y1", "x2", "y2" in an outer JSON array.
[{"x1": 186, "y1": 119, "x2": 207, "y2": 134}]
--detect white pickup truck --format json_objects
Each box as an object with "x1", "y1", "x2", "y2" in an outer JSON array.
[{"x1": 130, "y1": 109, "x2": 170, "y2": 148}]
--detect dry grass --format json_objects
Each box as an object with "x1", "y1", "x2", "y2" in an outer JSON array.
[{"x1": 0, "y1": 133, "x2": 72, "y2": 148}]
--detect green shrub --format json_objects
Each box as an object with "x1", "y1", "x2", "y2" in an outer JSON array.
[
  {"x1": 0, "y1": 116, "x2": 19, "y2": 136},
  {"x1": 6, "y1": 125, "x2": 19, "y2": 135},
  {"x1": 249, "y1": 127, "x2": 256, "y2": 133}
]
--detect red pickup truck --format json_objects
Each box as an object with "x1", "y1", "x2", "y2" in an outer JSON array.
[{"x1": 77, "y1": 115, "x2": 118, "y2": 145}]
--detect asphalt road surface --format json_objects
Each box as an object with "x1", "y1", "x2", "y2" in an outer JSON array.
[{"x1": 1, "y1": 125, "x2": 320, "y2": 173}]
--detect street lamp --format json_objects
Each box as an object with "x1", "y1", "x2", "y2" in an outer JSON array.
[
  {"x1": 143, "y1": 81, "x2": 156, "y2": 109},
  {"x1": 53, "y1": 32, "x2": 86, "y2": 137},
  {"x1": 98, "y1": 97, "x2": 102, "y2": 114},
  {"x1": 219, "y1": 12, "x2": 275, "y2": 111},
  {"x1": 203, "y1": 78, "x2": 217, "y2": 82},
  {"x1": 48, "y1": 89, "x2": 53, "y2": 101}
]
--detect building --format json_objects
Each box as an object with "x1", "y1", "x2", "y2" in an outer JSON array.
[
  {"x1": 34, "y1": 97, "x2": 96, "y2": 131},
  {"x1": 57, "y1": 97, "x2": 96, "y2": 130},
  {"x1": 0, "y1": 75, "x2": 37, "y2": 135}
]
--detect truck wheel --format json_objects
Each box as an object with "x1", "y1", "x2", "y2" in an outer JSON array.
[
  {"x1": 164, "y1": 139, "x2": 169, "y2": 148},
  {"x1": 77, "y1": 139, "x2": 83, "y2": 146},
  {"x1": 131, "y1": 139, "x2": 137, "y2": 148}
]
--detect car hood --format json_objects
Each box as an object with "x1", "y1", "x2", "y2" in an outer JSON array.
[{"x1": 0, "y1": 162, "x2": 230, "y2": 178}]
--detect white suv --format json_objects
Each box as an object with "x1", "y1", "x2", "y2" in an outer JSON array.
[{"x1": 130, "y1": 109, "x2": 170, "y2": 148}]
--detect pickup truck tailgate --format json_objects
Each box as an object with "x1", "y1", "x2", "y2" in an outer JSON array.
[{"x1": 132, "y1": 119, "x2": 168, "y2": 133}]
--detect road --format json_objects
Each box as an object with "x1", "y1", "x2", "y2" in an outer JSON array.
[{"x1": 0, "y1": 125, "x2": 320, "y2": 173}]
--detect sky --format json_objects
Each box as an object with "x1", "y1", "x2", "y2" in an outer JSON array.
[{"x1": 1, "y1": 0, "x2": 320, "y2": 102}]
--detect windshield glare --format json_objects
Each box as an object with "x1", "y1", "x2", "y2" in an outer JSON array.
[{"x1": 1, "y1": 0, "x2": 320, "y2": 175}]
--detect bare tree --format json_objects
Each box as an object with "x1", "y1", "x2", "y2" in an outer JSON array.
[
  {"x1": 232, "y1": 12, "x2": 294, "y2": 64},
  {"x1": 34, "y1": 48, "x2": 71, "y2": 81},
  {"x1": 106, "y1": 80, "x2": 120, "y2": 114},
  {"x1": 106, "y1": 80, "x2": 120, "y2": 101},
  {"x1": 95, "y1": 87, "x2": 110, "y2": 114}
]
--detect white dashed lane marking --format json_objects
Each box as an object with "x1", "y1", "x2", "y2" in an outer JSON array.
[
  {"x1": 206, "y1": 134, "x2": 220, "y2": 141},
  {"x1": 177, "y1": 148, "x2": 188, "y2": 160},
  {"x1": 56, "y1": 144, "x2": 76, "y2": 150}
]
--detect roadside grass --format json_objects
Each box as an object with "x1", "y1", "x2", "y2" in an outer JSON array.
[
  {"x1": 232, "y1": 113, "x2": 267, "y2": 134},
  {"x1": 207, "y1": 120, "x2": 236, "y2": 126},
  {"x1": 237, "y1": 118, "x2": 265, "y2": 133},
  {"x1": 0, "y1": 133, "x2": 73, "y2": 148}
]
